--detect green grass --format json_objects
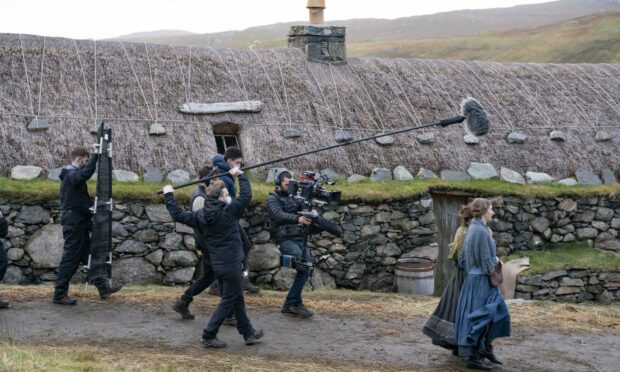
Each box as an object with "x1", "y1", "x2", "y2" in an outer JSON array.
[
  {"x1": 0, "y1": 343, "x2": 105, "y2": 371},
  {"x1": 0, "y1": 341, "x2": 359, "y2": 371},
  {"x1": 0, "y1": 176, "x2": 618, "y2": 205},
  {"x1": 505, "y1": 241, "x2": 620, "y2": 276}
]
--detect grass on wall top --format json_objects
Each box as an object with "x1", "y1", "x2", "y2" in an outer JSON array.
[{"x1": 0, "y1": 176, "x2": 618, "y2": 205}]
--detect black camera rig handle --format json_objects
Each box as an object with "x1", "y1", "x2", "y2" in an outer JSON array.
[{"x1": 299, "y1": 210, "x2": 320, "y2": 219}]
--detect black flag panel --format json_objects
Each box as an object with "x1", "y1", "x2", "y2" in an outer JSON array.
[{"x1": 87, "y1": 122, "x2": 113, "y2": 284}]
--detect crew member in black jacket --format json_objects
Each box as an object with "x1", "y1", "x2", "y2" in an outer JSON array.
[
  {"x1": 171, "y1": 165, "x2": 218, "y2": 320},
  {"x1": 0, "y1": 210, "x2": 9, "y2": 308},
  {"x1": 164, "y1": 166, "x2": 264, "y2": 348},
  {"x1": 211, "y1": 147, "x2": 260, "y2": 294},
  {"x1": 53, "y1": 146, "x2": 122, "y2": 305}
]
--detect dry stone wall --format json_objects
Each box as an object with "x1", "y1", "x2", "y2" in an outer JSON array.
[{"x1": 1, "y1": 194, "x2": 618, "y2": 302}]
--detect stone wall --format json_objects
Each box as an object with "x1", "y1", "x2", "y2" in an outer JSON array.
[
  {"x1": 486, "y1": 196, "x2": 619, "y2": 255},
  {"x1": 515, "y1": 270, "x2": 619, "y2": 304},
  {"x1": 1, "y1": 194, "x2": 619, "y2": 303}
]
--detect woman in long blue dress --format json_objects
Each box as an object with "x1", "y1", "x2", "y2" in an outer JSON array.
[
  {"x1": 455, "y1": 198, "x2": 510, "y2": 370},
  {"x1": 422, "y1": 204, "x2": 473, "y2": 351}
]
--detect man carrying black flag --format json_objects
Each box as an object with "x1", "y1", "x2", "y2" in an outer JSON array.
[{"x1": 53, "y1": 146, "x2": 121, "y2": 305}]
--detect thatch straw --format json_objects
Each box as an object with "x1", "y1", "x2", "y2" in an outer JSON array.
[{"x1": 0, "y1": 34, "x2": 618, "y2": 178}]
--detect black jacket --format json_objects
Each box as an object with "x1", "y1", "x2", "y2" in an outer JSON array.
[
  {"x1": 59, "y1": 154, "x2": 98, "y2": 214},
  {"x1": 165, "y1": 174, "x2": 251, "y2": 272},
  {"x1": 267, "y1": 189, "x2": 305, "y2": 242},
  {"x1": 267, "y1": 189, "x2": 343, "y2": 242}
]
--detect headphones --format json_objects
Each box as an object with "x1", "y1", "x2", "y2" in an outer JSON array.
[{"x1": 274, "y1": 169, "x2": 291, "y2": 187}]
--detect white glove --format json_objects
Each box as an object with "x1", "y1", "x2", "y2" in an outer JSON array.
[
  {"x1": 163, "y1": 185, "x2": 175, "y2": 194},
  {"x1": 230, "y1": 166, "x2": 244, "y2": 177}
]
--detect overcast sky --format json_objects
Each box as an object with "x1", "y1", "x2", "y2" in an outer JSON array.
[{"x1": 0, "y1": 0, "x2": 557, "y2": 39}]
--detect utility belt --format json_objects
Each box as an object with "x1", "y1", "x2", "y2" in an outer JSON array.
[{"x1": 274, "y1": 224, "x2": 305, "y2": 241}]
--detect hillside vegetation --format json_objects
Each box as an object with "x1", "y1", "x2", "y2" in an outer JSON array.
[
  {"x1": 350, "y1": 12, "x2": 620, "y2": 63},
  {"x1": 113, "y1": 0, "x2": 620, "y2": 63}
]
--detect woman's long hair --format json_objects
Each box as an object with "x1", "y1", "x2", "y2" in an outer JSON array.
[
  {"x1": 471, "y1": 198, "x2": 492, "y2": 218},
  {"x1": 460, "y1": 204, "x2": 474, "y2": 226}
]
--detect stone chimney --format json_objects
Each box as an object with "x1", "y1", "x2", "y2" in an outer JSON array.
[
  {"x1": 307, "y1": 0, "x2": 325, "y2": 24},
  {"x1": 288, "y1": 0, "x2": 346, "y2": 63}
]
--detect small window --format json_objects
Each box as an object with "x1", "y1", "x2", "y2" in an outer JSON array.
[{"x1": 214, "y1": 134, "x2": 240, "y2": 154}]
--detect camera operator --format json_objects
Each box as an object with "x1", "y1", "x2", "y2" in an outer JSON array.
[{"x1": 267, "y1": 170, "x2": 343, "y2": 319}]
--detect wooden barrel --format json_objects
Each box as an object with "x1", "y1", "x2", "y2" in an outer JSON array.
[{"x1": 395, "y1": 258, "x2": 434, "y2": 295}]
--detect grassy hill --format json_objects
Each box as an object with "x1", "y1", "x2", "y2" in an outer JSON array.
[
  {"x1": 350, "y1": 12, "x2": 620, "y2": 63},
  {"x1": 113, "y1": 0, "x2": 620, "y2": 63}
]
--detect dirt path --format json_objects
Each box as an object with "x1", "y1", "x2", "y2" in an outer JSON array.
[{"x1": 1, "y1": 298, "x2": 618, "y2": 371}]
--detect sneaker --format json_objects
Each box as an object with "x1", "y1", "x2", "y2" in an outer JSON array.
[
  {"x1": 53, "y1": 296, "x2": 77, "y2": 305},
  {"x1": 289, "y1": 304, "x2": 314, "y2": 319},
  {"x1": 201, "y1": 337, "x2": 227, "y2": 348},
  {"x1": 98, "y1": 283, "x2": 123, "y2": 299},
  {"x1": 244, "y1": 329, "x2": 264, "y2": 345},
  {"x1": 172, "y1": 298, "x2": 195, "y2": 320},
  {"x1": 0, "y1": 300, "x2": 9, "y2": 308},
  {"x1": 223, "y1": 316, "x2": 237, "y2": 326}
]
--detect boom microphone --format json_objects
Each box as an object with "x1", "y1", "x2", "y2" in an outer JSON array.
[
  {"x1": 439, "y1": 115, "x2": 466, "y2": 127},
  {"x1": 461, "y1": 97, "x2": 490, "y2": 136},
  {"x1": 155, "y1": 112, "x2": 469, "y2": 194}
]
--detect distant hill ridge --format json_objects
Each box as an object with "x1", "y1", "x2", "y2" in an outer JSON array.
[{"x1": 114, "y1": 0, "x2": 620, "y2": 48}]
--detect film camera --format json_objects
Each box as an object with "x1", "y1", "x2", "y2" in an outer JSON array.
[
  {"x1": 286, "y1": 171, "x2": 343, "y2": 238},
  {"x1": 279, "y1": 253, "x2": 331, "y2": 290},
  {"x1": 280, "y1": 254, "x2": 331, "y2": 271},
  {"x1": 287, "y1": 171, "x2": 341, "y2": 206}
]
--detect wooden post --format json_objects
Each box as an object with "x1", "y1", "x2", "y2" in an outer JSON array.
[{"x1": 430, "y1": 190, "x2": 472, "y2": 296}]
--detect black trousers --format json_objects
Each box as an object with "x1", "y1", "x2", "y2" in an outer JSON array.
[
  {"x1": 203, "y1": 268, "x2": 254, "y2": 340},
  {"x1": 182, "y1": 246, "x2": 215, "y2": 300},
  {"x1": 54, "y1": 211, "x2": 93, "y2": 300}
]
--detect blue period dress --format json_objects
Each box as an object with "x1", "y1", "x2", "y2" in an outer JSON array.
[{"x1": 455, "y1": 218, "x2": 511, "y2": 357}]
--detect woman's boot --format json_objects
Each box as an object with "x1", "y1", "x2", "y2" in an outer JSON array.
[
  {"x1": 466, "y1": 355, "x2": 492, "y2": 370},
  {"x1": 482, "y1": 343, "x2": 503, "y2": 365}
]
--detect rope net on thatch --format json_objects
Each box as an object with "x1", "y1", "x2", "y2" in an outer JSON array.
[{"x1": 0, "y1": 34, "x2": 618, "y2": 178}]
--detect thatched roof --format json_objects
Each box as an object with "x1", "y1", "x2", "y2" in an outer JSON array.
[{"x1": 0, "y1": 33, "x2": 618, "y2": 179}]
